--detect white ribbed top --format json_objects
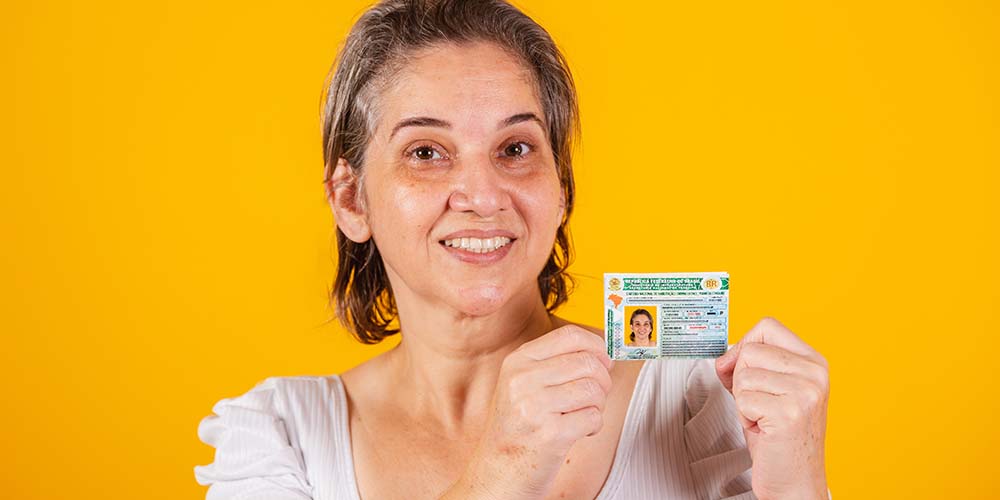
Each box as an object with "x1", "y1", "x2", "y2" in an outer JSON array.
[{"x1": 194, "y1": 357, "x2": 771, "y2": 499}]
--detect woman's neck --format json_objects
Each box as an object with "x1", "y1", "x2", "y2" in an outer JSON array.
[{"x1": 381, "y1": 286, "x2": 558, "y2": 434}]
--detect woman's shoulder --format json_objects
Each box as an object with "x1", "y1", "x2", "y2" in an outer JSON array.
[
  {"x1": 194, "y1": 373, "x2": 347, "y2": 496},
  {"x1": 195, "y1": 373, "x2": 347, "y2": 452},
  {"x1": 206, "y1": 373, "x2": 345, "y2": 420}
]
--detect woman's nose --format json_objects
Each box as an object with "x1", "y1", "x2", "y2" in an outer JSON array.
[{"x1": 447, "y1": 157, "x2": 513, "y2": 218}]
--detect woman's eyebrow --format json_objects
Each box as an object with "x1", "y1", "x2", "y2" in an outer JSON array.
[{"x1": 388, "y1": 112, "x2": 544, "y2": 140}]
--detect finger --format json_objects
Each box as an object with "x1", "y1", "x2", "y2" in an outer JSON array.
[
  {"x1": 527, "y1": 351, "x2": 613, "y2": 393},
  {"x1": 734, "y1": 389, "x2": 814, "y2": 434},
  {"x1": 715, "y1": 344, "x2": 738, "y2": 392},
  {"x1": 542, "y1": 377, "x2": 609, "y2": 414},
  {"x1": 738, "y1": 317, "x2": 825, "y2": 366},
  {"x1": 734, "y1": 342, "x2": 828, "y2": 385},
  {"x1": 732, "y1": 367, "x2": 814, "y2": 397},
  {"x1": 733, "y1": 389, "x2": 784, "y2": 431},
  {"x1": 557, "y1": 405, "x2": 604, "y2": 438},
  {"x1": 717, "y1": 317, "x2": 826, "y2": 382},
  {"x1": 518, "y1": 325, "x2": 611, "y2": 368}
]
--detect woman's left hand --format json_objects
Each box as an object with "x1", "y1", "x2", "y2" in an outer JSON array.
[{"x1": 714, "y1": 317, "x2": 830, "y2": 500}]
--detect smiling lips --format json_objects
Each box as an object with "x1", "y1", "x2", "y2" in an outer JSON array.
[
  {"x1": 442, "y1": 236, "x2": 512, "y2": 254},
  {"x1": 438, "y1": 231, "x2": 517, "y2": 263}
]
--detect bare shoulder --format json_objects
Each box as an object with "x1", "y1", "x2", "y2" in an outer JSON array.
[{"x1": 339, "y1": 348, "x2": 397, "y2": 400}]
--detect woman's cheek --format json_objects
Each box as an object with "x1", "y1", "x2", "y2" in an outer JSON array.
[
  {"x1": 387, "y1": 174, "x2": 444, "y2": 210},
  {"x1": 366, "y1": 181, "x2": 430, "y2": 248},
  {"x1": 516, "y1": 173, "x2": 563, "y2": 223}
]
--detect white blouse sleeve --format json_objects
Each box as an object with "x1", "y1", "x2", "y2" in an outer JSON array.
[
  {"x1": 683, "y1": 358, "x2": 757, "y2": 500},
  {"x1": 194, "y1": 377, "x2": 313, "y2": 500}
]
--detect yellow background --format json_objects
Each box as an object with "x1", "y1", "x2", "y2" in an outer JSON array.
[
  {"x1": 3, "y1": 0, "x2": 997, "y2": 498},
  {"x1": 623, "y1": 305, "x2": 657, "y2": 346}
]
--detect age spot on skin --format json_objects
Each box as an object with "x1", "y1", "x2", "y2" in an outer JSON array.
[{"x1": 499, "y1": 444, "x2": 526, "y2": 457}]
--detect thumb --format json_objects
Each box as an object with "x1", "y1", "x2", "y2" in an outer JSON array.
[{"x1": 715, "y1": 343, "x2": 739, "y2": 392}]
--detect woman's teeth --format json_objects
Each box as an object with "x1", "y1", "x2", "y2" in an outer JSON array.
[{"x1": 443, "y1": 236, "x2": 512, "y2": 253}]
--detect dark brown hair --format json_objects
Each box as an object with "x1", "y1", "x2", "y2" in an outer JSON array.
[{"x1": 320, "y1": 0, "x2": 580, "y2": 344}]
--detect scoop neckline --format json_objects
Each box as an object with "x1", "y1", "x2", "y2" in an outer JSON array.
[{"x1": 330, "y1": 359, "x2": 653, "y2": 500}]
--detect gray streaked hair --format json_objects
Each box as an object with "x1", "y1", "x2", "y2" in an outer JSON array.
[{"x1": 321, "y1": 0, "x2": 580, "y2": 344}]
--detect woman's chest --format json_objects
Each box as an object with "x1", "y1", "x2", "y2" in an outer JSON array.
[
  {"x1": 345, "y1": 364, "x2": 643, "y2": 500},
  {"x1": 347, "y1": 416, "x2": 627, "y2": 500}
]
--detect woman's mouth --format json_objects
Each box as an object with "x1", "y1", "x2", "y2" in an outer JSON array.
[
  {"x1": 441, "y1": 236, "x2": 513, "y2": 253},
  {"x1": 438, "y1": 236, "x2": 516, "y2": 264}
]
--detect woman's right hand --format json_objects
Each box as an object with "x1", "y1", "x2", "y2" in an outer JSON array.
[{"x1": 442, "y1": 324, "x2": 614, "y2": 499}]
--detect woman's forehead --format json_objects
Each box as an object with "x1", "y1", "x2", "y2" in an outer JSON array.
[{"x1": 374, "y1": 42, "x2": 544, "y2": 139}]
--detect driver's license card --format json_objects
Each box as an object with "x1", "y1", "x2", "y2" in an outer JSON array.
[{"x1": 604, "y1": 272, "x2": 729, "y2": 360}]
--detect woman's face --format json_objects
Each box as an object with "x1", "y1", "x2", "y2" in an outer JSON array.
[
  {"x1": 356, "y1": 41, "x2": 564, "y2": 317},
  {"x1": 631, "y1": 314, "x2": 652, "y2": 340}
]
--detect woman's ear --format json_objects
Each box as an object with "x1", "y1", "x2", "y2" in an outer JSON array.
[{"x1": 325, "y1": 157, "x2": 372, "y2": 243}]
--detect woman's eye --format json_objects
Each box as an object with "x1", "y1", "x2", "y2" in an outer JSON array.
[
  {"x1": 410, "y1": 145, "x2": 443, "y2": 161},
  {"x1": 502, "y1": 141, "x2": 533, "y2": 158}
]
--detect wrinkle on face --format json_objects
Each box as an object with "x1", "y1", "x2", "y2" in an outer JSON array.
[{"x1": 354, "y1": 41, "x2": 562, "y2": 317}]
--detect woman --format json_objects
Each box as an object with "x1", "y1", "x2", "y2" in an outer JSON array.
[
  {"x1": 194, "y1": 1, "x2": 831, "y2": 499},
  {"x1": 628, "y1": 309, "x2": 655, "y2": 347}
]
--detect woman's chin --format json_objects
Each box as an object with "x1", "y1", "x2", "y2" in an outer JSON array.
[{"x1": 449, "y1": 286, "x2": 509, "y2": 317}]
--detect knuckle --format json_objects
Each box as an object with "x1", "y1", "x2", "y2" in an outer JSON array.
[
  {"x1": 555, "y1": 353, "x2": 575, "y2": 372},
  {"x1": 579, "y1": 379, "x2": 601, "y2": 401},
  {"x1": 570, "y1": 327, "x2": 590, "y2": 345},
  {"x1": 509, "y1": 401, "x2": 529, "y2": 421},
  {"x1": 596, "y1": 367, "x2": 613, "y2": 391},
  {"x1": 580, "y1": 352, "x2": 600, "y2": 376},
  {"x1": 515, "y1": 395, "x2": 540, "y2": 421},
  {"x1": 731, "y1": 379, "x2": 743, "y2": 396},
  {"x1": 735, "y1": 367, "x2": 757, "y2": 389},
  {"x1": 741, "y1": 342, "x2": 762, "y2": 360},
  {"x1": 731, "y1": 369, "x2": 747, "y2": 392},
  {"x1": 585, "y1": 407, "x2": 604, "y2": 433},
  {"x1": 812, "y1": 379, "x2": 830, "y2": 403},
  {"x1": 783, "y1": 402, "x2": 804, "y2": 423},
  {"x1": 506, "y1": 372, "x2": 529, "y2": 397},
  {"x1": 758, "y1": 316, "x2": 781, "y2": 330},
  {"x1": 556, "y1": 324, "x2": 575, "y2": 335},
  {"x1": 816, "y1": 352, "x2": 830, "y2": 370},
  {"x1": 511, "y1": 340, "x2": 531, "y2": 355},
  {"x1": 736, "y1": 367, "x2": 759, "y2": 393},
  {"x1": 800, "y1": 384, "x2": 822, "y2": 408},
  {"x1": 808, "y1": 362, "x2": 829, "y2": 387},
  {"x1": 555, "y1": 324, "x2": 576, "y2": 338},
  {"x1": 501, "y1": 351, "x2": 522, "y2": 371}
]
